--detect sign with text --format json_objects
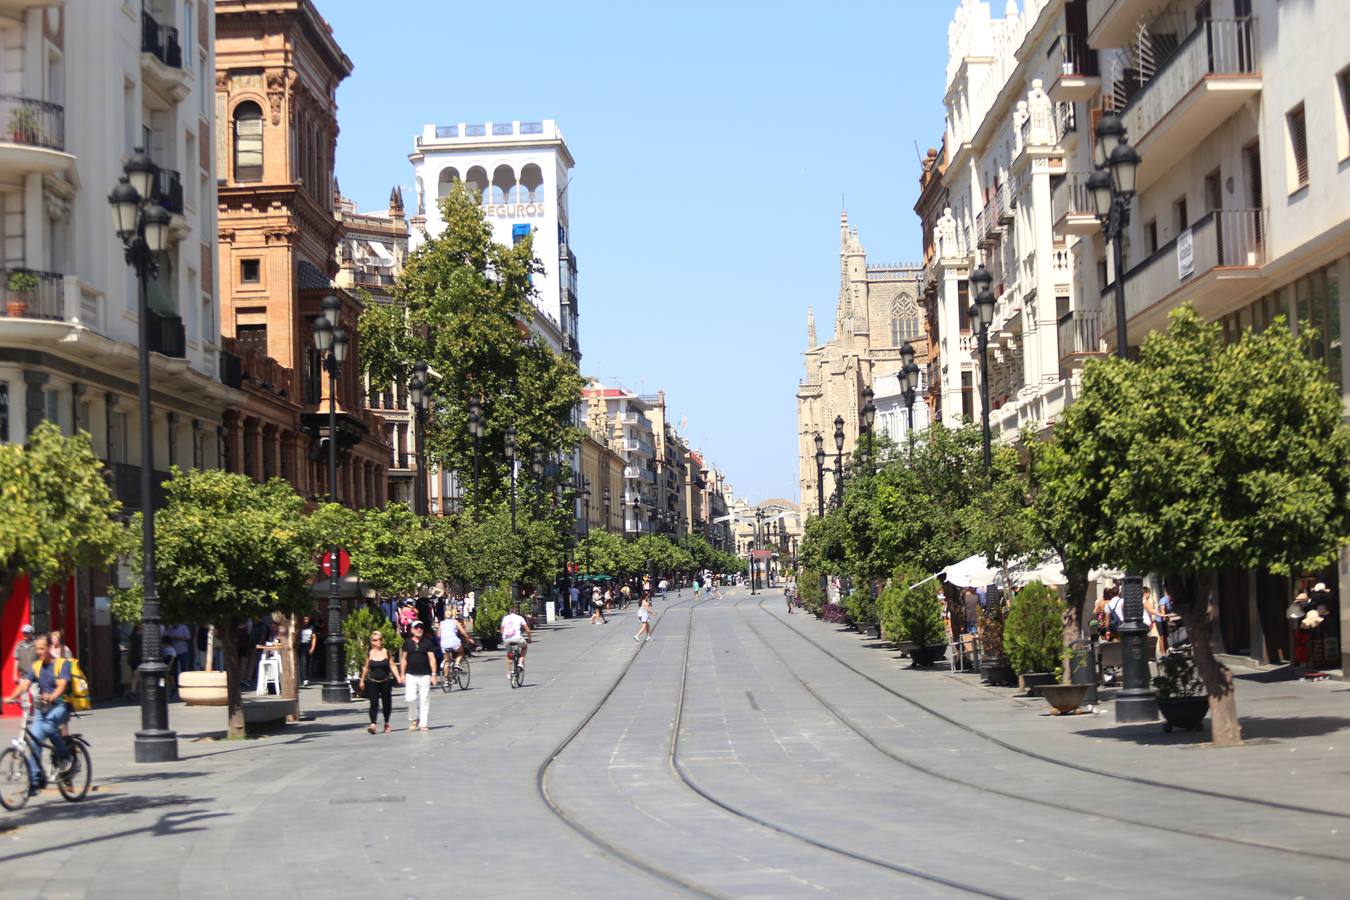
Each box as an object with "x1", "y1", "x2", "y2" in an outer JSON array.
[
  {"x1": 487, "y1": 202, "x2": 546, "y2": 219},
  {"x1": 1177, "y1": 227, "x2": 1195, "y2": 280}
]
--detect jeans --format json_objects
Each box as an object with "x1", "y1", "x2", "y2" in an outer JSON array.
[
  {"x1": 405, "y1": 674, "x2": 431, "y2": 726},
  {"x1": 26, "y1": 703, "x2": 71, "y2": 785}
]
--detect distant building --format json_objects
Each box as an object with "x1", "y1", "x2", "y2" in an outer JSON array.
[
  {"x1": 582, "y1": 383, "x2": 656, "y2": 537},
  {"x1": 796, "y1": 214, "x2": 927, "y2": 516}
]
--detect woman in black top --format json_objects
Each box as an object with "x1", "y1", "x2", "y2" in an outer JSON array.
[{"x1": 358, "y1": 631, "x2": 401, "y2": 733}]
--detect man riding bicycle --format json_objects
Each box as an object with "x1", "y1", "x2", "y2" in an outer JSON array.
[
  {"x1": 439, "y1": 614, "x2": 473, "y2": 677},
  {"x1": 2, "y1": 635, "x2": 73, "y2": 795},
  {"x1": 500, "y1": 605, "x2": 532, "y2": 681}
]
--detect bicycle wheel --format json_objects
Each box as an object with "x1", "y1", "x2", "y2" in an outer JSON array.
[
  {"x1": 56, "y1": 741, "x2": 91, "y2": 802},
  {"x1": 455, "y1": 658, "x2": 470, "y2": 690},
  {"x1": 440, "y1": 663, "x2": 452, "y2": 693},
  {"x1": 514, "y1": 661, "x2": 525, "y2": 688},
  {"x1": 0, "y1": 747, "x2": 31, "y2": 811}
]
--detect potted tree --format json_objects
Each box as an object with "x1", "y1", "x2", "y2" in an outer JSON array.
[
  {"x1": 6, "y1": 269, "x2": 38, "y2": 318},
  {"x1": 978, "y1": 590, "x2": 1015, "y2": 686},
  {"x1": 472, "y1": 585, "x2": 512, "y2": 651},
  {"x1": 342, "y1": 606, "x2": 403, "y2": 695},
  {"x1": 895, "y1": 577, "x2": 947, "y2": 668},
  {"x1": 179, "y1": 626, "x2": 227, "y2": 705},
  {"x1": 8, "y1": 106, "x2": 39, "y2": 144},
  {"x1": 1004, "y1": 581, "x2": 1064, "y2": 695},
  {"x1": 1153, "y1": 653, "x2": 1209, "y2": 732}
]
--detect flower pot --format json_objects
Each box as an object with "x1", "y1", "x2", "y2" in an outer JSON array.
[
  {"x1": 178, "y1": 670, "x2": 228, "y2": 706},
  {"x1": 1018, "y1": 672, "x2": 1057, "y2": 696},
  {"x1": 1041, "y1": 683, "x2": 1090, "y2": 714},
  {"x1": 6, "y1": 298, "x2": 28, "y2": 318},
  {"x1": 981, "y1": 657, "x2": 1015, "y2": 686},
  {"x1": 1158, "y1": 696, "x2": 1209, "y2": 732},
  {"x1": 908, "y1": 644, "x2": 947, "y2": 668}
]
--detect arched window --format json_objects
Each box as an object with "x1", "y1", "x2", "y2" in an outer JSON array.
[
  {"x1": 890, "y1": 293, "x2": 921, "y2": 346},
  {"x1": 233, "y1": 101, "x2": 263, "y2": 182},
  {"x1": 464, "y1": 166, "x2": 489, "y2": 204},
  {"x1": 491, "y1": 165, "x2": 515, "y2": 204},
  {"x1": 519, "y1": 163, "x2": 544, "y2": 202},
  {"x1": 437, "y1": 167, "x2": 460, "y2": 201}
]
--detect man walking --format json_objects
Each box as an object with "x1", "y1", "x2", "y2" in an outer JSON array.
[
  {"x1": 12, "y1": 624, "x2": 36, "y2": 689},
  {"x1": 399, "y1": 621, "x2": 437, "y2": 731}
]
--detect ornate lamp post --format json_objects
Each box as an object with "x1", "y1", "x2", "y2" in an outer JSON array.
[
  {"x1": 603, "y1": 487, "x2": 612, "y2": 533},
  {"x1": 860, "y1": 386, "x2": 877, "y2": 475},
  {"x1": 630, "y1": 495, "x2": 640, "y2": 542},
  {"x1": 832, "y1": 416, "x2": 846, "y2": 507},
  {"x1": 408, "y1": 360, "x2": 429, "y2": 516},
  {"x1": 968, "y1": 264, "x2": 996, "y2": 476},
  {"x1": 505, "y1": 426, "x2": 517, "y2": 602},
  {"x1": 1089, "y1": 114, "x2": 1153, "y2": 721},
  {"x1": 110, "y1": 148, "x2": 177, "y2": 763},
  {"x1": 467, "y1": 397, "x2": 483, "y2": 519},
  {"x1": 900, "y1": 341, "x2": 920, "y2": 454},
  {"x1": 311, "y1": 294, "x2": 349, "y2": 704}
]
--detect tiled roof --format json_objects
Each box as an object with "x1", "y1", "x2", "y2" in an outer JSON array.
[{"x1": 297, "y1": 260, "x2": 334, "y2": 291}]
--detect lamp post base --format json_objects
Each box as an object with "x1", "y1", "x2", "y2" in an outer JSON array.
[
  {"x1": 133, "y1": 728, "x2": 178, "y2": 763},
  {"x1": 321, "y1": 680, "x2": 351, "y2": 704},
  {"x1": 1114, "y1": 689, "x2": 1159, "y2": 722},
  {"x1": 1115, "y1": 620, "x2": 1158, "y2": 722}
]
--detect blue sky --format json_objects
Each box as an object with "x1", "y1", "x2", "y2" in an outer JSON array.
[{"x1": 319, "y1": 0, "x2": 954, "y2": 505}]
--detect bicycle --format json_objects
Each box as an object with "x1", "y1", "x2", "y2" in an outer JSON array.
[
  {"x1": 506, "y1": 641, "x2": 527, "y2": 689},
  {"x1": 440, "y1": 652, "x2": 471, "y2": 692},
  {"x1": 0, "y1": 698, "x2": 92, "y2": 811}
]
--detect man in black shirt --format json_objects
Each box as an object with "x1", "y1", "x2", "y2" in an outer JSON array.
[{"x1": 399, "y1": 622, "x2": 438, "y2": 731}]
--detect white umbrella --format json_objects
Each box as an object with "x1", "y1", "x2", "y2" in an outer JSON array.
[
  {"x1": 1010, "y1": 555, "x2": 1068, "y2": 587},
  {"x1": 940, "y1": 554, "x2": 999, "y2": 588}
]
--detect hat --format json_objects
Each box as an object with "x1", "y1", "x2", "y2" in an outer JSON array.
[
  {"x1": 411, "y1": 620, "x2": 425, "y2": 628},
  {"x1": 21, "y1": 624, "x2": 34, "y2": 635},
  {"x1": 1312, "y1": 582, "x2": 1329, "y2": 593}
]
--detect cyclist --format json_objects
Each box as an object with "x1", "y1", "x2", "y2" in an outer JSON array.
[
  {"x1": 439, "y1": 614, "x2": 473, "y2": 679},
  {"x1": 500, "y1": 604, "x2": 532, "y2": 682},
  {"x1": 2, "y1": 634, "x2": 73, "y2": 794}
]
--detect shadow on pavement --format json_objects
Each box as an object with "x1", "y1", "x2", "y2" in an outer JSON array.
[
  {"x1": 99, "y1": 769, "x2": 211, "y2": 786},
  {"x1": 1233, "y1": 665, "x2": 1302, "y2": 684},
  {"x1": 1075, "y1": 714, "x2": 1350, "y2": 746},
  {"x1": 0, "y1": 794, "x2": 225, "y2": 863}
]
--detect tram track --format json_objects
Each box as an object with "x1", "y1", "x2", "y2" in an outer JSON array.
[{"x1": 745, "y1": 597, "x2": 1350, "y2": 865}]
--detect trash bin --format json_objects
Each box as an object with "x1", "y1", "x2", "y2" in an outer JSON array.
[
  {"x1": 545, "y1": 601, "x2": 556, "y2": 624},
  {"x1": 1069, "y1": 639, "x2": 1098, "y2": 705}
]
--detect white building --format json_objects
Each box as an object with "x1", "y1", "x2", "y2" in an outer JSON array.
[
  {"x1": 0, "y1": 0, "x2": 231, "y2": 694},
  {"x1": 407, "y1": 119, "x2": 579, "y2": 363},
  {"x1": 582, "y1": 383, "x2": 657, "y2": 536}
]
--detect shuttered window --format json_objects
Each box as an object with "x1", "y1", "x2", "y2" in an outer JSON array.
[{"x1": 1288, "y1": 103, "x2": 1308, "y2": 189}]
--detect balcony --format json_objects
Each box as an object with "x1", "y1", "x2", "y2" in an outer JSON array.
[
  {"x1": 1049, "y1": 32, "x2": 1100, "y2": 102},
  {"x1": 1086, "y1": 0, "x2": 1159, "y2": 49},
  {"x1": 140, "y1": 10, "x2": 189, "y2": 101},
  {"x1": 1118, "y1": 19, "x2": 1260, "y2": 193},
  {"x1": 0, "y1": 270, "x2": 67, "y2": 321},
  {"x1": 1057, "y1": 310, "x2": 1104, "y2": 376},
  {"x1": 1101, "y1": 208, "x2": 1266, "y2": 346},
  {"x1": 623, "y1": 438, "x2": 654, "y2": 457},
  {"x1": 220, "y1": 336, "x2": 294, "y2": 397},
  {"x1": 1051, "y1": 173, "x2": 1101, "y2": 236},
  {"x1": 624, "y1": 466, "x2": 655, "y2": 483},
  {"x1": 0, "y1": 95, "x2": 71, "y2": 179},
  {"x1": 1055, "y1": 102, "x2": 1077, "y2": 145},
  {"x1": 390, "y1": 452, "x2": 414, "y2": 471}
]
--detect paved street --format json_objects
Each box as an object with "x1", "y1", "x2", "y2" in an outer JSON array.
[{"x1": 3, "y1": 586, "x2": 1349, "y2": 899}]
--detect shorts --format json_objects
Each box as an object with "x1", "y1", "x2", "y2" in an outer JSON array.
[
  {"x1": 503, "y1": 635, "x2": 527, "y2": 648},
  {"x1": 638, "y1": 612, "x2": 650, "y2": 623},
  {"x1": 440, "y1": 635, "x2": 462, "y2": 652}
]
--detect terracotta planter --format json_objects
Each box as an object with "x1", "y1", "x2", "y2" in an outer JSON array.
[
  {"x1": 178, "y1": 670, "x2": 228, "y2": 706},
  {"x1": 6, "y1": 298, "x2": 28, "y2": 318},
  {"x1": 1159, "y1": 696, "x2": 1209, "y2": 732},
  {"x1": 1041, "y1": 683, "x2": 1090, "y2": 714}
]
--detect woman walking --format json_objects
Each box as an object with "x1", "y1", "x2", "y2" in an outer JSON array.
[
  {"x1": 589, "y1": 586, "x2": 608, "y2": 624},
  {"x1": 633, "y1": 593, "x2": 653, "y2": 642},
  {"x1": 358, "y1": 630, "x2": 400, "y2": 734}
]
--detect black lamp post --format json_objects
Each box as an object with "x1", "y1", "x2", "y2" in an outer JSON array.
[
  {"x1": 1088, "y1": 113, "x2": 1141, "y2": 360},
  {"x1": 603, "y1": 486, "x2": 612, "y2": 533},
  {"x1": 409, "y1": 360, "x2": 429, "y2": 516},
  {"x1": 531, "y1": 447, "x2": 545, "y2": 514},
  {"x1": 468, "y1": 397, "x2": 482, "y2": 519},
  {"x1": 505, "y1": 426, "x2": 517, "y2": 602},
  {"x1": 968, "y1": 264, "x2": 996, "y2": 476},
  {"x1": 312, "y1": 294, "x2": 349, "y2": 704},
  {"x1": 860, "y1": 386, "x2": 877, "y2": 475},
  {"x1": 110, "y1": 148, "x2": 177, "y2": 763},
  {"x1": 900, "y1": 341, "x2": 920, "y2": 455},
  {"x1": 754, "y1": 509, "x2": 766, "y2": 593},
  {"x1": 630, "y1": 495, "x2": 640, "y2": 542},
  {"x1": 1089, "y1": 115, "x2": 1152, "y2": 721},
  {"x1": 832, "y1": 416, "x2": 846, "y2": 507}
]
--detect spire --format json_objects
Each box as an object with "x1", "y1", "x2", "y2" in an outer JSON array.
[
  {"x1": 807, "y1": 306, "x2": 817, "y2": 347},
  {"x1": 388, "y1": 185, "x2": 405, "y2": 217}
]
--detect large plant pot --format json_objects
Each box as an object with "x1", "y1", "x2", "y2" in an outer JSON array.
[
  {"x1": 1018, "y1": 672, "x2": 1057, "y2": 695},
  {"x1": 6, "y1": 298, "x2": 28, "y2": 318},
  {"x1": 1158, "y1": 696, "x2": 1209, "y2": 732},
  {"x1": 908, "y1": 644, "x2": 947, "y2": 668},
  {"x1": 1041, "y1": 683, "x2": 1090, "y2": 714},
  {"x1": 981, "y1": 657, "x2": 1015, "y2": 686},
  {"x1": 178, "y1": 670, "x2": 228, "y2": 706}
]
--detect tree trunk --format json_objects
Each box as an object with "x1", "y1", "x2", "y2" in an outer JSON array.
[
  {"x1": 276, "y1": 612, "x2": 298, "y2": 723},
  {"x1": 1060, "y1": 561, "x2": 1090, "y2": 684},
  {"x1": 204, "y1": 624, "x2": 215, "y2": 673},
  {"x1": 221, "y1": 617, "x2": 246, "y2": 739},
  {"x1": 1168, "y1": 574, "x2": 1242, "y2": 747}
]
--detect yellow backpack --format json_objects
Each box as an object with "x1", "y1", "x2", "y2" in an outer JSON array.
[{"x1": 33, "y1": 658, "x2": 91, "y2": 711}]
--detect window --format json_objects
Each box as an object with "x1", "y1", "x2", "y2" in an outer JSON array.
[
  {"x1": 239, "y1": 258, "x2": 260, "y2": 284},
  {"x1": 236, "y1": 323, "x2": 267, "y2": 355},
  {"x1": 961, "y1": 370, "x2": 974, "y2": 421},
  {"x1": 1338, "y1": 67, "x2": 1350, "y2": 162},
  {"x1": 1173, "y1": 196, "x2": 1188, "y2": 232},
  {"x1": 0, "y1": 383, "x2": 8, "y2": 443},
  {"x1": 1286, "y1": 103, "x2": 1308, "y2": 191},
  {"x1": 184, "y1": 132, "x2": 196, "y2": 207},
  {"x1": 183, "y1": 2, "x2": 193, "y2": 70},
  {"x1": 232, "y1": 101, "x2": 263, "y2": 182},
  {"x1": 1144, "y1": 220, "x2": 1158, "y2": 255},
  {"x1": 1203, "y1": 170, "x2": 1221, "y2": 213}
]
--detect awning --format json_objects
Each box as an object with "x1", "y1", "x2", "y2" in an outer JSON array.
[{"x1": 941, "y1": 554, "x2": 999, "y2": 588}]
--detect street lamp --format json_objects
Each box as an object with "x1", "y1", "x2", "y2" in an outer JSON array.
[
  {"x1": 630, "y1": 494, "x2": 640, "y2": 541},
  {"x1": 409, "y1": 360, "x2": 429, "y2": 516},
  {"x1": 1090, "y1": 113, "x2": 1141, "y2": 361},
  {"x1": 467, "y1": 397, "x2": 483, "y2": 519},
  {"x1": 311, "y1": 295, "x2": 349, "y2": 704},
  {"x1": 860, "y1": 386, "x2": 877, "y2": 475},
  {"x1": 832, "y1": 415, "x2": 846, "y2": 507},
  {"x1": 900, "y1": 341, "x2": 920, "y2": 454},
  {"x1": 504, "y1": 426, "x2": 517, "y2": 533},
  {"x1": 110, "y1": 149, "x2": 177, "y2": 763},
  {"x1": 603, "y1": 486, "x2": 612, "y2": 533},
  {"x1": 968, "y1": 263, "x2": 996, "y2": 475}
]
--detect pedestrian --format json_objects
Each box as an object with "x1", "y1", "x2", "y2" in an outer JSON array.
[
  {"x1": 298, "y1": 615, "x2": 318, "y2": 687},
  {"x1": 48, "y1": 629, "x2": 73, "y2": 660},
  {"x1": 1104, "y1": 586, "x2": 1124, "y2": 641},
  {"x1": 13, "y1": 624, "x2": 36, "y2": 689},
  {"x1": 658, "y1": 577, "x2": 668, "y2": 601},
  {"x1": 568, "y1": 582, "x2": 580, "y2": 617},
  {"x1": 589, "y1": 586, "x2": 608, "y2": 624},
  {"x1": 1155, "y1": 587, "x2": 1173, "y2": 656},
  {"x1": 358, "y1": 630, "x2": 399, "y2": 734},
  {"x1": 399, "y1": 621, "x2": 437, "y2": 731},
  {"x1": 463, "y1": 590, "x2": 476, "y2": 632},
  {"x1": 163, "y1": 623, "x2": 192, "y2": 671},
  {"x1": 633, "y1": 593, "x2": 653, "y2": 642}
]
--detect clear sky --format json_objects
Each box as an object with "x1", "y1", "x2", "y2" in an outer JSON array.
[{"x1": 318, "y1": 0, "x2": 954, "y2": 505}]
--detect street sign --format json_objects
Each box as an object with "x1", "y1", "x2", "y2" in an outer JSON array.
[{"x1": 321, "y1": 548, "x2": 351, "y2": 578}]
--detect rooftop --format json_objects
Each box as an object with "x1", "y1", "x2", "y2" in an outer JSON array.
[{"x1": 413, "y1": 120, "x2": 573, "y2": 166}]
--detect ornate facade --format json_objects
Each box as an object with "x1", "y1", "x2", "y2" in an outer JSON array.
[{"x1": 796, "y1": 213, "x2": 926, "y2": 516}]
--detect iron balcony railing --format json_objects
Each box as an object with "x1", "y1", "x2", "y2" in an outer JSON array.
[
  {"x1": 141, "y1": 10, "x2": 183, "y2": 70},
  {"x1": 0, "y1": 269, "x2": 66, "y2": 320},
  {"x1": 1051, "y1": 172, "x2": 1096, "y2": 225},
  {"x1": 153, "y1": 168, "x2": 184, "y2": 215},
  {"x1": 1058, "y1": 310, "x2": 1102, "y2": 361},
  {"x1": 0, "y1": 95, "x2": 64, "y2": 151},
  {"x1": 1119, "y1": 19, "x2": 1257, "y2": 138}
]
